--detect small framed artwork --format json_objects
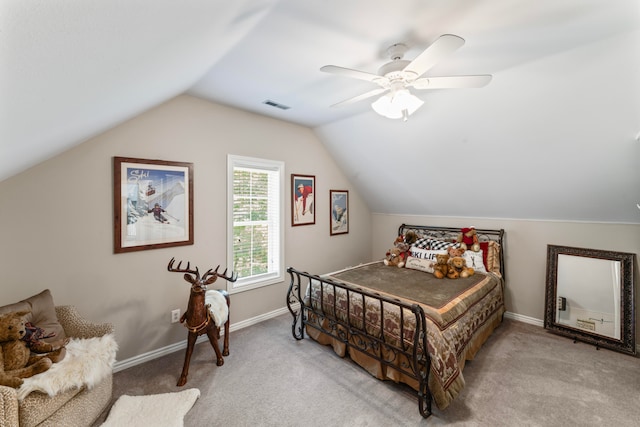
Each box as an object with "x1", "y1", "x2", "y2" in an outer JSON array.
[
  {"x1": 113, "y1": 157, "x2": 194, "y2": 253},
  {"x1": 330, "y1": 190, "x2": 349, "y2": 235},
  {"x1": 291, "y1": 174, "x2": 315, "y2": 226}
]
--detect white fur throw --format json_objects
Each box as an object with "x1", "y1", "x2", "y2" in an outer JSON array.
[
  {"x1": 205, "y1": 290, "x2": 228, "y2": 327},
  {"x1": 17, "y1": 334, "x2": 118, "y2": 400}
]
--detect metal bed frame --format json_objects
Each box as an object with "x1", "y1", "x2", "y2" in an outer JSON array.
[{"x1": 286, "y1": 224, "x2": 505, "y2": 418}]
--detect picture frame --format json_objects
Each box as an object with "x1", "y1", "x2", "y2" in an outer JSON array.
[
  {"x1": 291, "y1": 174, "x2": 315, "y2": 226},
  {"x1": 113, "y1": 156, "x2": 193, "y2": 253},
  {"x1": 330, "y1": 190, "x2": 349, "y2": 235}
]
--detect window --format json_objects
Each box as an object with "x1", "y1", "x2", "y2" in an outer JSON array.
[{"x1": 227, "y1": 155, "x2": 284, "y2": 293}]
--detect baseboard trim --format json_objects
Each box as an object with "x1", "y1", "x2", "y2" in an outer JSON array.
[
  {"x1": 504, "y1": 311, "x2": 544, "y2": 327},
  {"x1": 113, "y1": 306, "x2": 292, "y2": 372},
  {"x1": 504, "y1": 312, "x2": 639, "y2": 356},
  {"x1": 114, "y1": 307, "x2": 631, "y2": 371}
]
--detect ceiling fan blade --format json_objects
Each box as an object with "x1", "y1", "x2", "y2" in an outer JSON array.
[
  {"x1": 321, "y1": 65, "x2": 385, "y2": 83},
  {"x1": 403, "y1": 34, "x2": 465, "y2": 78},
  {"x1": 330, "y1": 88, "x2": 389, "y2": 108},
  {"x1": 410, "y1": 75, "x2": 492, "y2": 89}
]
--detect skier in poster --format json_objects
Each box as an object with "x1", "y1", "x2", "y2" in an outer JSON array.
[
  {"x1": 294, "y1": 183, "x2": 313, "y2": 221},
  {"x1": 148, "y1": 203, "x2": 169, "y2": 224}
]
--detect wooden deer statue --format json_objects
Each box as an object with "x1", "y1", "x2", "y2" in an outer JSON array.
[{"x1": 168, "y1": 257, "x2": 237, "y2": 386}]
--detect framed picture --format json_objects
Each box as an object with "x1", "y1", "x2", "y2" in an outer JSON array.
[
  {"x1": 113, "y1": 157, "x2": 193, "y2": 253},
  {"x1": 291, "y1": 174, "x2": 315, "y2": 226},
  {"x1": 330, "y1": 190, "x2": 349, "y2": 235}
]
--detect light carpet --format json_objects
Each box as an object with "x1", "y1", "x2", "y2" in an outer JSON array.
[{"x1": 101, "y1": 388, "x2": 200, "y2": 427}]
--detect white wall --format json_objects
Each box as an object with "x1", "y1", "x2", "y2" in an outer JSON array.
[
  {"x1": 371, "y1": 213, "x2": 640, "y2": 346},
  {"x1": 0, "y1": 95, "x2": 372, "y2": 360}
]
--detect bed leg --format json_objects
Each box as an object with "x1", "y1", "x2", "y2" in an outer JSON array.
[{"x1": 418, "y1": 383, "x2": 433, "y2": 418}]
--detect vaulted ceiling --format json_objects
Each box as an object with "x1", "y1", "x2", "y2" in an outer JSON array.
[{"x1": 2, "y1": 1, "x2": 639, "y2": 223}]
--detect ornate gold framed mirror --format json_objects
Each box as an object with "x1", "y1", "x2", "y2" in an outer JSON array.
[{"x1": 544, "y1": 245, "x2": 636, "y2": 355}]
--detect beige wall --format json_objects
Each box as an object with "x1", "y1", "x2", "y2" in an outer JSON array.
[
  {"x1": 371, "y1": 213, "x2": 640, "y2": 347},
  {"x1": 0, "y1": 95, "x2": 372, "y2": 360},
  {"x1": 1, "y1": 94, "x2": 637, "y2": 363}
]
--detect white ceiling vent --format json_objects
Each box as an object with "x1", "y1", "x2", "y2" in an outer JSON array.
[{"x1": 263, "y1": 100, "x2": 290, "y2": 110}]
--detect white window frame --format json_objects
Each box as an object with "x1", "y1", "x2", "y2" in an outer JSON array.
[{"x1": 227, "y1": 155, "x2": 284, "y2": 294}]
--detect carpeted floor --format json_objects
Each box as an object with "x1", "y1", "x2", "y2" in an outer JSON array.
[{"x1": 94, "y1": 314, "x2": 640, "y2": 427}]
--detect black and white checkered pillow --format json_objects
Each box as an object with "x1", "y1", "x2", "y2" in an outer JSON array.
[
  {"x1": 412, "y1": 238, "x2": 430, "y2": 249},
  {"x1": 427, "y1": 239, "x2": 460, "y2": 251}
]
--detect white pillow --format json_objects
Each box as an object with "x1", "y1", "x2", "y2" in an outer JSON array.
[
  {"x1": 463, "y1": 250, "x2": 487, "y2": 273},
  {"x1": 405, "y1": 256, "x2": 436, "y2": 273},
  {"x1": 409, "y1": 247, "x2": 446, "y2": 261}
]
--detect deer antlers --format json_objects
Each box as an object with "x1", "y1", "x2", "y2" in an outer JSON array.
[{"x1": 168, "y1": 257, "x2": 238, "y2": 285}]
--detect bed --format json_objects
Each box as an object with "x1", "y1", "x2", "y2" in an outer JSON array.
[{"x1": 286, "y1": 224, "x2": 505, "y2": 418}]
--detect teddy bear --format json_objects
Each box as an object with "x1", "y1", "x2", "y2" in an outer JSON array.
[
  {"x1": 384, "y1": 247, "x2": 406, "y2": 267},
  {"x1": 447, "y1": 256, "x2": 475, "y2": 279},
  {"x1": 0, "y1": 310, "x2": 67, "y2": 388},
  {"x1": 393, "y1": 230, "x2": 418, "y2": 253},
  {"x1": 432, "y1": 253, "x2": 450, "y2": 279},
  {"x1": 457, "y1": 226, "x2": 480, "y2": 252},
  {"x1": 447, "y1": 246, "x2": 465, "y2": 258},
  {"x1": 22, "y1": 320, "x2": 69, "y2": 354}
]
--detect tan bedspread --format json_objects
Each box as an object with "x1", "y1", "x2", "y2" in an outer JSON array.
[{"x1": 306, "y1": 261, "x2": 504, "y2": 409}]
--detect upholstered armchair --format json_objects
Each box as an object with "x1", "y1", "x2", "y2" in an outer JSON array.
[{"x1": 0, "y1": 291, "x2": 116, "y2": 427}]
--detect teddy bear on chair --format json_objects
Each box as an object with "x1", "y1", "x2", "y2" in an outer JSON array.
[{"x1": 0, "y1": 310, "x2": 66, "y2": 388}]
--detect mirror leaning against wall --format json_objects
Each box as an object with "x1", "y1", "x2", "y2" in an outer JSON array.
[{"x1": 544, "y1": 245, "x2": 636, "y2": 356}]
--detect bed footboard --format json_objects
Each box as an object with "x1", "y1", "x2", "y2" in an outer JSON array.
[{"x1": 286, "y1": 267, "x2": 432, "y2": 418}]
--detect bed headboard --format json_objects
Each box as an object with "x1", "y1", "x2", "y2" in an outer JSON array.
[{"x1": 398, "y1": 224, "x2": 506, "y2": 280}]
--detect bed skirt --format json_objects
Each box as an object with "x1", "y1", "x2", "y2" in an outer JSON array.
[{"x1": 306, "y1": 304, "x2": 504, "y2": 410}]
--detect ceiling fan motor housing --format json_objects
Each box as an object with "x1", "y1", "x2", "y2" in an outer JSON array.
[{"x1": 377, "y1": 60, "x2": 417, "y2": 83}]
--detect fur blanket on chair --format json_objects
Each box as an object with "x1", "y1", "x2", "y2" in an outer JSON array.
[
  {"x1": 205, "y1": 290, "x2": 228, "y2": 327},
  {"x1": 17, "y1": 334, "x2": 118, "y2": 400}
]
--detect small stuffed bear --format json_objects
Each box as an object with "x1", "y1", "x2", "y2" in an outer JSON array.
[
  {"x1": 384, "y1": 247, "x2": 406, "y2": 268},
  {"x1": 447, "y1": 246, "x2": 465, "y2": 258},
  {"x1": 22, "y1": 321, "x2": 69, "y2": 354},
  {"x1": 393, "y1": 235, "x2": 410, "y2": 253},
  {"x1": 404, "y1": 231, "x2": 418, "y2": 246},
  {"x1": 447, "y1": 256, "x2": 475, "y2": 279},
  {"x1": 393, "y1": 231, "x2": 418, "y2": 253},
  {"x1": 432, "y1": 253, "x2": 450, "y2": 279},
  {"x1": 457, "y1": 227, "x2": 480, "y2": 252},
  {"x1": 0, "y1": 310, "x2": 66, "y2": 388}
]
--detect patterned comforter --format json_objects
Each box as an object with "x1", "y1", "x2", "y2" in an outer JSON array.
[{"x1": 305, "y1": 261, "x2": 505, "y2": 409}]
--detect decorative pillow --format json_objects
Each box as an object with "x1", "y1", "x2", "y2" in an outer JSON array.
[
  {"x1": 426, "y1": 239, "x2": 460, "y2": 251},
  {"x1": 463, "y1": 250, "x2": 487, "y2": 273},
  {"x1": 405, "y1": 256, "x2": 436, "y2": 273},
  {"x1": 0, "y1": 289, "x2": 66, "y2": 343},
  {"x1": 412, "y1": 238, "x2": 430, "y2": 249},
  {"x1": 408, "y1": 247, "x2": 446, "y2": 261},
  {"x1": 485, "y1": 241, "x2": 502, "y2": 275}
]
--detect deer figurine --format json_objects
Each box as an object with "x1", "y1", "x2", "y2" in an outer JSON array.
[{"x1": 168, "y1": 257, "x2": 237, "y2": 386}]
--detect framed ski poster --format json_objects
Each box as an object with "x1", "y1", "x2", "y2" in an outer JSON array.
[
  {"x1": 113, "y1": 157, "x2": 193, "y2": 253},
  {"x1": 329, "y1": 190, "x2": 348, "y2": 235},
  {"x1": 291, "y1": 174, "x2": 315, "y2": 226}
]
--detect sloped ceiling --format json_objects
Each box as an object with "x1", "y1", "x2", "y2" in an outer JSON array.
[{"x1": 2, "y1": 0, "x2": 639, "y2": 223}]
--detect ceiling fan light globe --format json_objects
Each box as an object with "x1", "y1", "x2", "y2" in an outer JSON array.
[
  {"x1": 393, "y1": 90, "x2": 423, "y2": 115},
  {"x1": 371, "y1": 95, "x2": 401, "y2": 119},
  {"x1": 372, "y1": 90, "x2": 423, "y2": 119}
]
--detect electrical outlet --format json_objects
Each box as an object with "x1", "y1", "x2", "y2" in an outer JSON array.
[
  {"x1": 557, "y1": 296, "x2": 566, "y2": 311},
  {"x1": 171, "y1": 309, "x2": 180, "y2": 323}
]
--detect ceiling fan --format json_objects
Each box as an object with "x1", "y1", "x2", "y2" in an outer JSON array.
[{"x1": 320, "y1": 34, "x2": 492, "y2": 120}]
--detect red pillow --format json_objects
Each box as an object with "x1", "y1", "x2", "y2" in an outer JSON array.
[{"x1": 479, "y1": 241, "x2": 489, "y2": 271}]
